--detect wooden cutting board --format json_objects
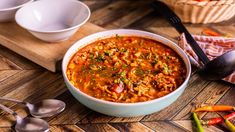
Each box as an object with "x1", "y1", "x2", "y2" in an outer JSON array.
[{"x1": 0, "y1": 22, "x2": 105, "y2": 72}]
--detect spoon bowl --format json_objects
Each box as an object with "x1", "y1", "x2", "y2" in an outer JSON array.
[
  {"x1": 0, "y1": 104, "x2": 49, "y2": 132},
  {"x1": 198, "y1": 50, "x2": 235, "y2": 80},
  {"x1": 27, "y1": 99, "x2": 66, "y2": 118},
  {"x1": 15, "y1": 116, "x2": 49, "y2": 132},
  {"x1": 0, "y1": 97, "x2": 66, "y2": 118}
]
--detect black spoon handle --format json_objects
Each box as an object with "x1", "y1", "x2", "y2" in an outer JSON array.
[{"x1": 152, "y1": 1, "x2": 210, "y2": 64}]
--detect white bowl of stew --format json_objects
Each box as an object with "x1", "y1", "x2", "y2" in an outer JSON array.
[{"x1": 62, "y1": 29, "x2": 191, "y2": 117}]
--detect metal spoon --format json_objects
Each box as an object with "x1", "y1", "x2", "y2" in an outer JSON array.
[
  {"x1": 152, "y1": 1, "x2": 235, "y2": 80},
  {"x1": 0, "y1": 97, "x2": 66, "y2": 118},
  {"x1": 0, "y1": 103, "x2": 49, "y2": 132}
]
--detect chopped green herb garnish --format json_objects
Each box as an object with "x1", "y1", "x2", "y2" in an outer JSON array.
[
  {"x1": 89, "y1": 54, "x2": 94, "y2": 59},
  {"x1": 152, "y1": 70, "x2": 159, "y2": 75},
  {"x1": 104, "y1": 50, "x2": 114, "y2": 56},
  {"x1": 98, "y1": 65, "x2": 103, "y2": 70},
  {"x1": 112, "y1": 67, "x2": 117, "y2": 71},
  {"x1": 122, "y1": 64, "x2": 128, "y2": 68},
  {"x1": 120, "y1": 71, "x2": 127, "y2": 77},
  {"x1": 120, "y1": 47, "x2": 127, "y2": 52},
  {"x1": 163, "y1": 63, "x2": 172, "y2": 74},
  {"x1": 91, "y1": 78, "x2": 96, "y2": 82},
  {"x1": 102, "y1": 66, "x2": 107, "y2": 70},
  {"x1": 116, "y1": 34, "x2": 123, "y2": 40},
  {"x1": 134, "y1": 68, "x2": 144, "y2": 76},
  {"x1": 96, "y1": 55, "x2": 105, "y2": 62},
  {"x1": 151, "y1": 60, "x2": 157, "y2": 66}
]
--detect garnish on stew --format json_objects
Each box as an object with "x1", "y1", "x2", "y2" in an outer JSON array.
[{"x1": 67, "y1": 36, "x2": 186, "y2": 103}]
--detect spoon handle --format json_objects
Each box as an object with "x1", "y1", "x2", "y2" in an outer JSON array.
[
  {"x1": 0, "y1": 97, "x2": 26, "y2": 105},
  {"x1": 0, "y1": 103, "x2": 18, "y2": 117},
  {"x1": 151, "y1": 1, "x2": 210, "y2": 64}
]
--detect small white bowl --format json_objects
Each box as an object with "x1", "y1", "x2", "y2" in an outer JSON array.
[
  {"x1": 62, "y1": 29, "x2": 191, "y2": 117},
  {"x1": 15, "y1": 0, "x2": 90, "y2": 42},
  {"x1": 0, "y1": 0, "x2": 33, "y2": 22}
]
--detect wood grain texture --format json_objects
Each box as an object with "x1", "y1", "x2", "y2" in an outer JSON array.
[
  {"x1": 0, "y1": 45, "x2": 41, "y2": 70},
  {"x1": 50, "y1": 125, "x2": 85, "y2": 132},
  {"x1": 0, "y1": 0, "x2": 234, "y2": 131},
  {"x1": 0, "y1": 55, "x2": 22, "y2": 70},
  {"x1": 142, "y1": 121, "x2": 188, "y2": 132},
  {"x1": 0, "y1": 22, "x2": 104, "y2": 72},
  {"x1": 110, "y1": 122, "x2": 154, "y2": 132},
  {"x1": 0, "y1": 70, "x2": 20, "y2": 82},
  {"x1": 77, "y1": 123, "x2": 119, "y2": 132}
]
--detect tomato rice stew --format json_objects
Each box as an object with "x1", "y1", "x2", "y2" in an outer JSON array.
[{"x1": 67, "y1": 35, "x2": 186, "y2": 103}]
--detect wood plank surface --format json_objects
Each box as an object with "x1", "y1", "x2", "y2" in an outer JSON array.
[{"x1": 0, "y1": 0, "x2": 234, "y2": 131}]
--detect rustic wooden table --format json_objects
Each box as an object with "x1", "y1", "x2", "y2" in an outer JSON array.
[{"x1": 0, "y1": 0, "x2": 234, "y2": 132}]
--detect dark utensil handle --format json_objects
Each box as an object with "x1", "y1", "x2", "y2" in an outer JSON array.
[
  {"x1": 152, "y1": 1, "x2": 210, "y2": 64},
  {"x1": 176, "y1": 23, "x2": 210, "y2": 64}
]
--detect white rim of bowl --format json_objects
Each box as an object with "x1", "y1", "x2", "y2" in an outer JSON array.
[
  {"x1": 0, "y1": 0, "x2": 33, "y2": 11},
  {"x1": 62, "y1": 29, "x2": 191, "y2": 106},
  {"x1": 15, "y1": 0, "x2": 91, "y2": 33}
]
